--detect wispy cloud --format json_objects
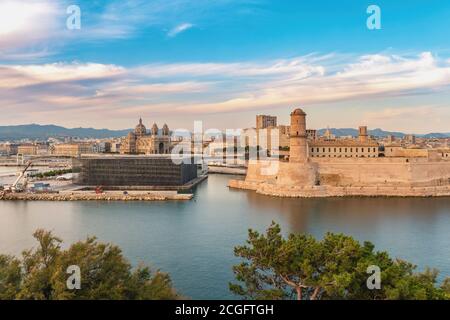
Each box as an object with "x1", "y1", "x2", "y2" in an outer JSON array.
[
  {"x1": 1, "y1": 52, "x2": 450, "y2": 130},
  {"x1": 0, "y1": 0, "x2": 64, "y2": 59},
  {"x1": 0, "y1": 0, "x2": 260, "y2": 60},
  {"x1": 167, "y1": 23, "x2": 194, "y2": 37}
]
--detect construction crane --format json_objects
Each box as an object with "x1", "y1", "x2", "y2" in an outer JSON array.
[{"x1": 3, "y1": 161, "x2": 33, "y2": 193}]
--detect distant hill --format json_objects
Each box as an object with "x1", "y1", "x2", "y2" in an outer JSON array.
[
  {"x1": 0, "y1": 124, "x2": 448, "y2": 141},
  {"x1": 0, "y1": 124, "x2": 130, "y2": 141},
  {"x1": 317, "y1": 128, "x2": 450, "y2": 138},
  {"x1": 420, "y1": 132, "x2": 450, "y2": 138}
]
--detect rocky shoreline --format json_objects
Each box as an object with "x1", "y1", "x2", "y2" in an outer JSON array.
[{"x1": 0, "y1": 191, "x2": 193, "y2": 201}]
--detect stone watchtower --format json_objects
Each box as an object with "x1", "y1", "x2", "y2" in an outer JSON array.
[
  {"x1": 289, "y1": 108, "x2": 308, "y2": 163},
  {"x1": 359, "y1": 126, "x2": 368, "y2": 143}
]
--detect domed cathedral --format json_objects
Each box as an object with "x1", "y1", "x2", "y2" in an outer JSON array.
[
  {"x1": 120, "y1": 118, "x2": 171, "y2": 155},
  {"x1": 135, "y1": 118, "x2": 147, "y2": 137}
]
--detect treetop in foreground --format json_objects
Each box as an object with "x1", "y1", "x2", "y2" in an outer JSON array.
[
  {"x1": 0, "y1": 229, "x2": 179, "y2": 300},
  {"x1": 230, "y1": 222, "x2": 450, "y2": 300}
]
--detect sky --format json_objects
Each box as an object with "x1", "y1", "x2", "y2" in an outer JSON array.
[{"x1": 0, "y1": 0, "x2": 449, "y2": 133}]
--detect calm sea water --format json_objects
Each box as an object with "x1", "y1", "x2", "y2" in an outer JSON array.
[{"x1": 1, "y1": 174, "x2": 449, "y2": 299}]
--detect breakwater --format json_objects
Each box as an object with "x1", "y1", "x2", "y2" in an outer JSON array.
[
  {"x1": 228, "y1": 179, "x2": 450, "y2": 198},
  {"x1": 0, "y1": 191, "x2": 193, "y2": 201}
]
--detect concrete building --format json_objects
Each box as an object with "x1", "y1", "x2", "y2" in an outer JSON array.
[
  {"x1": 242, "y1": 126, "x2": 290, "y2": 153},
  {"x1": 51, "y1": 143, "x2": 94, "y2": 157},
  {"x1": 306, "y1": 129, "x2": 317, "y2": 141},
  {"x1": 0, "y1": 143, "x2": 18, "y2": 155},
  {"x1": 120, "y1": 119, "x2": 171, "y2": 155},
  {"x1": 309, "y1": 140, "x2": 379, "y2": 158},
  {"x1": 386, "y1": 135, "x2": 395, "y2": 144},
  {"x1": 256, "y1": 115, "x2": 277, "y2": 129},
  {"x1": 17, "y1": 144, "x2": 38, "y2": 155},
  {"x1": 110, "y1": 142, "x2": 122, "y2": 153},
  {"x1": 94, "y1": 142, "x2": 112, "y2": 153},
  {"x1": 308, "y1": 125, "x2": 379, "y2": 158},
  {"x1": 405, "y1": 134, "x2": 417, "y2": 145}
]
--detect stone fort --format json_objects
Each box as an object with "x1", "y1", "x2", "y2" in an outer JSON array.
[{"x1": 229, "y1": 108, "x2": 450, "y2": 197}]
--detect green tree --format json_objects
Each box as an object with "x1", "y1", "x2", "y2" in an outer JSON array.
[
  {"x1": 0, "y1": 230, "x2": 179, "y2": 300},
  {"x1": 0, "y1": 255, "x2": 22, "y2": 299},
  {"x1": 230, "y1": 222, "x2": 449, "y2": 300}
]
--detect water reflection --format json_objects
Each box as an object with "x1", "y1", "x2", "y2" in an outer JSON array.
[{"x1": 0, "y1": 174, "x2": 449, "y2": 299}]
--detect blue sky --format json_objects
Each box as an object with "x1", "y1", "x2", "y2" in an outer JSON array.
[{"x1": 0, "y1": 0, "x2": 449, "y2": 133}]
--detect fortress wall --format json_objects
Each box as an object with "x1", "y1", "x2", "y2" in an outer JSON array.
[
  {"x1": 228, "y1": 179, "x2": 450, "y2": 198},
  {"x1": 252, "y1": 184, "x2": 450, "y2": 198},
  {"x1": 314, "y1": 160, "x2": 412, "y2": 186},
  {"x1": 409, "y1": 161, "x2": 450, "y2": 186},
  {"x1": 245, "y1": 160, "x2": 318, "y2": 186},
  {"x1": 244, "y1": 160, "x2": 279, "y2": 183},
  {"x1": 243, "y1": 157, "x2": 450, "y2": 189},
  {"x1": 312, "y1": 158, "x2": 450, "y2": 187},
  {"x1": 275, "y1": 162, "x2": 318, "y2": 186}
]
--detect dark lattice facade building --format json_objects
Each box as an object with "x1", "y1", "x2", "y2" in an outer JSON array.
[{"x1": 73, "y1": 156, "x2": 197, "y2": 187}]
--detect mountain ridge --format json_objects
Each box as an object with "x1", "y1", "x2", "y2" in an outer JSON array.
[
  {"x1": 0, "y1": 124, "x2": 449, "y2": 141},
  {"x1": 316, "y1": 128, "x2": 450, "y2": 139},
  {"x1": 0, "y1": 124, "x2": 130, "y2": 141}
]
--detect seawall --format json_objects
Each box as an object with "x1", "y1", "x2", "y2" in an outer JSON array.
[
  {"x1": 0, "y1": 191, "x2": 193, "y2": 201},
  {"x1": 228, "y1": 179, "x2": 450, "y2": 198}
]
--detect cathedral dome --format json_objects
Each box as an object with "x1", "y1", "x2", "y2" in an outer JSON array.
[
  {"x1": 162, "y1": 124, "x2": 169, "y2": 136},
  {"x1": 134, "y1": 118, "x2": 147, "y2": 136},
  {"x1": 291, "y1": 108, "x2": 306, "y2": 116},
  {"x1": 151, "y1": 123, "x2": 159, "y2": 136}
]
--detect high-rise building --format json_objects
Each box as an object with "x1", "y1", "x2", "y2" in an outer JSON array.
[
  {"x1": 405, "y1": 134, "x2": 416, "y2": 145},
  {"x1": 256, "y1": 115, "x2": 277, "y2": 129},
  {"x1": 306, "y1": 129, "x2": 317, "y2": 141}
]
